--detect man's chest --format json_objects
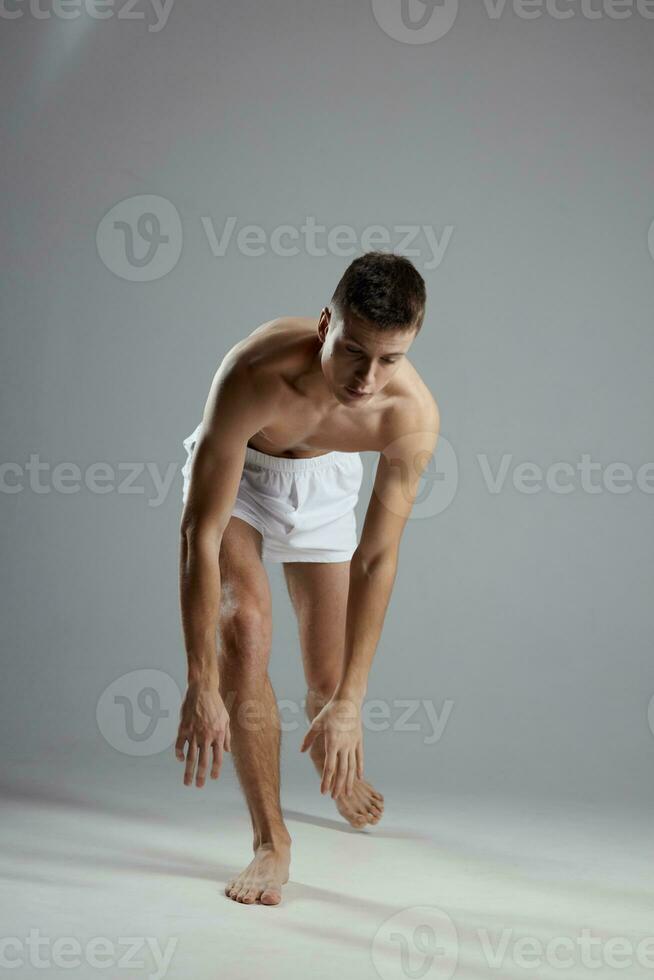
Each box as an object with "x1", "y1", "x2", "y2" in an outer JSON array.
[{"x1": 248, "y1": 401, "x2": 387, "y2": 457}]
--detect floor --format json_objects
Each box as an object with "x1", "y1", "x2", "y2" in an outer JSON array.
[{"x1": 1, "y1": 749, "x2": 652, "y2": 980}]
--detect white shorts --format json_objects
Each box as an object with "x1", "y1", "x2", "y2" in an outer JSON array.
[{"x1": 181, "y1": 423, "x2": 364, "y2": 563}]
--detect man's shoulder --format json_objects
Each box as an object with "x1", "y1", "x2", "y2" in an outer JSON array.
[
  {"x1": 382, "y1": 365, "x2": 440, "y2": 442},
  {"x1": 211, "y1": 317, "x2": 310, "y2": 413},
  {"x1": 370, "y1": 364, "x2": 440, "y2": 465},
  {"x1": 225, "y1": 316, "x2": 312, "y2": 376}
]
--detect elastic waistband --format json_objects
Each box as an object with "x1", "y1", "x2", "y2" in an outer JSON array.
[{"x1": 244, "y1": 445, "x2": 356, "y2": 473}]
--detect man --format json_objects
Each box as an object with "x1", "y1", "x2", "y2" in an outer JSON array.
[{"x1": 176, "y1": 251, "x2": 440, "y2": 906}]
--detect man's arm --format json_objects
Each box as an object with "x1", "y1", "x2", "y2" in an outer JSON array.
[
  {"x1": 336, "y1": 398, "x2": 441, "y2": 702},
  {"x1": 300, "y1": 396, "x2": 440, "y2": 798},
  {"x1": 176, "y1": 360, "x2": 277, "y2": 786}
]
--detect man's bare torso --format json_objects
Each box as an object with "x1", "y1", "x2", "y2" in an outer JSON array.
[{"x1": 221, "y1": 316, "x2": 434, "y2": 459}]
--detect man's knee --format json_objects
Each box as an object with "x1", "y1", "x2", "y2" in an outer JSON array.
[
  {"x1": 219, "y1": 587, "x2": 271, "y2": 661},
  {"x1": 306, "y1": 677, "x2": 339, "y2": 705}
]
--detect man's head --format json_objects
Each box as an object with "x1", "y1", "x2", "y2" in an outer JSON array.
[{"x1": 318, "y1": 251, "x2": 426, "y2": 405}]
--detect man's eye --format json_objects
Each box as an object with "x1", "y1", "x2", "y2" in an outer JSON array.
[
  {"x1": 346, "y1": 347, "x2": 361, "y2": 354},
  {"x1": 382, "y1": 358, "x2": 397, "y2": 365}
]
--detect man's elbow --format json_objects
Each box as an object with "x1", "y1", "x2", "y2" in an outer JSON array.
[
  {"x1": 179, "y1": 507, "x2": 228, "y2": 547},
  {"x1": 351, "y1": 545, "x2": 399, "y2": 578}
]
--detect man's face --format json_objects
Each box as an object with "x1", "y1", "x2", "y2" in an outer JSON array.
[{"x1": 318, "y1": 307, "x2": 417, "y2": 406}]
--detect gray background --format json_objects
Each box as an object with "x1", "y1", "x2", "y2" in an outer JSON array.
[{"x1": 2, "y1": 0, "x2": 654, "y2": 811}]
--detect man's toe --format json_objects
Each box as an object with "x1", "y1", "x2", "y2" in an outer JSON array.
[{"x1": 260, "y1": 886, "x2": 282, "y2": 905}]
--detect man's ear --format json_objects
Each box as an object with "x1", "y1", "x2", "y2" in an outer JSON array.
[{"x1": 317, "y1": 307, "x2": 331, "y2": 342}]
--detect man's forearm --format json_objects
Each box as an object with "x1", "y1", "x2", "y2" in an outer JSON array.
[
  {"x1": 336, "y1": 551, "x2": 398, "y2": 702},
  {"x1": 179, "y1": 528, "x2": 223, "y2": 685}
]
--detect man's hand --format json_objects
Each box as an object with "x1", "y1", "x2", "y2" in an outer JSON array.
[
  {"x1": 175, "y1": 681, "x2": 231, "y2": 787},
  {"x1": 300, "y1": 696, "x2": 363, "y2": 798}
]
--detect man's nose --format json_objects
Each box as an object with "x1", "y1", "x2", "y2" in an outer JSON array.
[{"x1": 355, "y1": 363, "x2": 375, "y2": 386}]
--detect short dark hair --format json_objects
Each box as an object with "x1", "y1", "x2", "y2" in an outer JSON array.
[{"x1": 330, "y1": 251, "x2": 426, "y2": 334}]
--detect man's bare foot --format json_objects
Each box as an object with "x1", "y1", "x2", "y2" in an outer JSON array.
[
  {"x1": 225, "y1": 842, "x2": 291, "y2": 905},
  {"x1": 334, "y1": 777, "x2": 384, "y2": 829},
  {"x1": 306, "y1": 734, "x2": 384, "y2": 829}
]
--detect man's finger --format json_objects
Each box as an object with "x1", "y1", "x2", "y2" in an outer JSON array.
[
  {"x1": 345, "y1": 750, "x2": 356, "y2": 796},
  {"x1": 183, "y1": 737, "x2": 198, "y2": 786},
  {"x1": 195, "y1": 741, "x2": 210, "y2": 787},
  {"x1": 224, "y1": 724, "x2": 232, "y2": 753},
  {"x1": 321, "y1": 752, "x2": 336, "y2": 794},
  {"x1": 332, "y1": 751, "x2": 348, "y2": 799},
  {"x1": 210, "y1": 739, "x2": 224, "y2": 779},
  {"x1": 301, "y1": 725, "x2": 317, "y2": 753},
  {"x1": 175, "y1": 733, "x2": 188, "y2": 761},
  {"x1": 356, "y1": 743, "x2": 364, "y2": 780}
]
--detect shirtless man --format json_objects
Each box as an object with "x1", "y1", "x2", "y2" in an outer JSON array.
[{"x1": 176, "y1": 251, "x2": 440, "y2": 906}]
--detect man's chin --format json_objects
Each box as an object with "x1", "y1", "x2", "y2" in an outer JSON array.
[
  {"x1": 336, "y1": 388, "x2": 359, "y2": 406},
  {"x1": 341, "y1": 385, "x2": 374, "y2": 404},
  {"x1": 330, "y1": 383, "x2": 372, "y2": 406}
]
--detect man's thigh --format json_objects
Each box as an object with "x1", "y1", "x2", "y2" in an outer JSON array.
[{"x1": 282, "y1": 560, "x2": 351, "y2": 693}]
